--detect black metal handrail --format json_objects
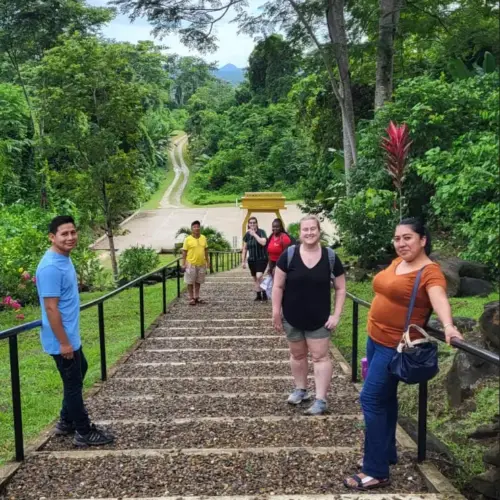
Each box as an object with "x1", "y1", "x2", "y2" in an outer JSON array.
[
  {"x1": 346, "y1": 291, "x2": 499, "y2": 463},
  {"x1": 0, "y1": 249, "x2": 242, "y2": 462}
]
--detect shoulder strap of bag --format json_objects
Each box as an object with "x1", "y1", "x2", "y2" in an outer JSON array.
[
  {"x1": 286, "y1": 244, "x2": 297, "y2": 271},
  {"x1": 404, "y1": 267, "x2": 426, "y2": 331},
  {"x1": 326, "y1": 247, "x2": 336, "y2": 280}
]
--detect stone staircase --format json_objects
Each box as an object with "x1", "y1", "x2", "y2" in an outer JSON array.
[{"x1": 1, "y1": 269, "x2": 462, "y2": 499}]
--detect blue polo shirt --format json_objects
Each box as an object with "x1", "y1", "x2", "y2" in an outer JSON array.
[{"x1": 36, "y1": 250, "x2": 81, "y2": 355}]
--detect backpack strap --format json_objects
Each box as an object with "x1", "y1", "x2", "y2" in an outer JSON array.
[
  {"x1": 326, "y1": 247, "x2": 336, "y2": 279},
  {"x1": 286, "y1": 244, "x2": 296, "y2": 271}
]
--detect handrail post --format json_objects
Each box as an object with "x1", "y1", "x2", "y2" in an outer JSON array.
[
  {"x1": 139, "y1": 282, "x2": 145, "y2": 339},
  {"x1": 98, "y1": 302, "x2": 107, "y2": 381},
  {"x1": 209, "y1": 252, "x2": 214, "y2": 274},
  {"x1": 418, "y1": 381, "x2": 428, "y2": 462},
  {"x1": 231, "y1": 251, "x2": 234, "y2": 269},
  {"x1": 9, "y1": 336, "x2": 24, "y2": 461},
  {"x1": 176, "y1": 260, "x2": 181, "y2": 298},
  {"x1": 352, "y1": 301, "x2": 359, "y2": 383},
  {"x1": 162, "y1": 268, "x2": 167, "y2": 314}
]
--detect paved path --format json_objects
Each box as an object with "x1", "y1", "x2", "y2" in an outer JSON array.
[
  {"x1": 160, "y1": 135, "x2": 189, "y2": 209},
  {"x1": 1, "y1": 269, "x2": 459, "y2": 499}
]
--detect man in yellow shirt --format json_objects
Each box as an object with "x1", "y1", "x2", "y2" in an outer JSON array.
[{"x1": 182, "y1": 220, "x2": 210, "y2": 305}]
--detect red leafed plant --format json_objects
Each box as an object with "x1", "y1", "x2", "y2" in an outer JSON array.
[{"x1": 381, "y1": 121, "x2": 412, "y2": 220}]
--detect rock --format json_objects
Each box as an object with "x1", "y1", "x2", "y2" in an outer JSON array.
[
  {"x1": 459, "y1": 277, "x2": 494, "y2": 297},
  {"x1": 445, "y1": 330, "x2": 499, "y2": 407},
  {"x1": 469, "y1": 422, "x2": 500, "y2": 440},
  {"x1": 484, "y1": 443, "x2": 500, "y2": 467},
  {"x1": 469, "y1": 468, "x2": 500, "y2": 499},
  {"x1": 430, "y1": 255, "x2": 462, "y2": 297},
  {"x1": 480, "y1": 301, "x2": 500, "y2": 352},
  {"x1": 427, "y1": 316, "x2": 477, "y2": 334},
  {"x1": 459, "y1": 260, "x2": 490, "y2": 280}
]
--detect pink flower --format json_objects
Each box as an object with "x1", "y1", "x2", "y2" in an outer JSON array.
[
  {"x1": 31, "y1": 277, "x2": 36, "y2": 284},
  {"x1": 16, "y1": 314, "x2": 25, "y2": 321},
  {"x1": 21, "y1": 271, "x2": 31, "y2": 280},
  {"x1": 2, "y1": 296, "x2": 12, "y2": 305},
  {"x1": 10, "y1": 301, "x2": 21, "y2": 310}
]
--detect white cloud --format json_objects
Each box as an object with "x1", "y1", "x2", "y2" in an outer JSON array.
[{"x1": 87, "y1": 0, "x2": 266, "y2": 68}]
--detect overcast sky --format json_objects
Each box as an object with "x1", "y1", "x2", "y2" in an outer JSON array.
[{"x1": 87, "y1": 0, "x2": 264, "y2": 68}]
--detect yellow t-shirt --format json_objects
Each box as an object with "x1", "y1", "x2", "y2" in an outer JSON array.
[{"x1": 182, "y1": 235, "x2": 208, "y2": 266}]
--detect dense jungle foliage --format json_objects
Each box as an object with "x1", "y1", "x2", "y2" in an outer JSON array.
[{"x1": 0, "y1": 0, "x2": 498, "y2": 309}]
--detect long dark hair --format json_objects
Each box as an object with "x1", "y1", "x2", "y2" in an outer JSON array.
[{"x1": 398, "y1": 218, "x2": 432, "y2": 256}]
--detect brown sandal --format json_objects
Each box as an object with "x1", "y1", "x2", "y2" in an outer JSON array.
[
  {"x1": 195, "y1": 298, "x2": 206, "y2": 304},
  {"x1": 188, "y1": 298, "x2": 196, "y2": 306}
]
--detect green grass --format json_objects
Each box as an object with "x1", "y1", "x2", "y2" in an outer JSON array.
[
  {"x1": 0, "y1": 279, "x2": 185, "y2": 465},
  {"x1": 141, "y1": 169, "x2": 176, "y2": 211}
]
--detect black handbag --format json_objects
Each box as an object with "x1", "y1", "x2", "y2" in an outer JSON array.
[{"x1": 388, "y1": 267, "x2": 439, "y2": 384}]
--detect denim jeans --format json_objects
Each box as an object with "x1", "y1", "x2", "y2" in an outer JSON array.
[
  {"x1": 52, "y1": 347, "x2": 91, "y2": 434},
  {"x1": 360, "y1": 337, "x2": 399, "y2": 479}
]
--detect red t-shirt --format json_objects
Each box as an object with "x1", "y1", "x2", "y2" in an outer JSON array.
[{"x1": 267, "y1": 233, "x2": 292, "y2": 262}]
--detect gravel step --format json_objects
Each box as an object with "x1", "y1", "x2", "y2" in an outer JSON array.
[
  {"x1": 158, "y1": 318, "x2": 272, "y2": 327},
  {"x1": 152, "y1": 327, "x2": 279, "y2": 337},
  {"x1": 43, "y1": 417, "x2": 364, "y2": 451},
  {"x1": 87, "y1": 393, "x2": 361, "y2": 419},
  {"x1": 116, "y1": 361, "x2": 312, "y2": 377},
  {"x1": 130, "y1": 349, "x2": 290, "y2": 363},
  {"x1": 103, "y1": 375, "x2": 349, "y2": 395},
  {"x1": 142, "y1": 337, "x2": 288, "y2": 350},
  {"x1": 164, "y1": 311, "x2": 272, "y2": 319},
  {"x1": 4, "y1": 451, "x2": 427, "y2": 498}
]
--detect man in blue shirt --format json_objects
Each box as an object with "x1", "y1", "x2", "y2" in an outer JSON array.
[{"x1": 36, "y1": 215, "x2": 114, "y2": 447}]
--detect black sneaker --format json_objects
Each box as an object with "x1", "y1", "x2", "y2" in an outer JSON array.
[
  {"x1": 54, "y1": 420, "x2": 76, "y2": 435},
  {"x1": 262, "y1": 291, "x2": 268, "y2": 301},
  {"x1": 73, "y1": 424, "x2": 115, "y2": 447},
  {"x1": 254, "y1": 292, "x2": 262, "y2": 301}
]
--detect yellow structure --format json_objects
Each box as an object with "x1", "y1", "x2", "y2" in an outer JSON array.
[{"x1": 240, "y1": 192, "x2": 286, "y2": 237}]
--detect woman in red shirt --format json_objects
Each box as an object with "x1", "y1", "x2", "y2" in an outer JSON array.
[{"x1": 266, "y1": 219, "x2": 292, "y2": 275}]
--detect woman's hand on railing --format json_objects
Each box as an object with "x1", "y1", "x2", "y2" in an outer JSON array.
[{"x1": 444, "y1": 324, "x2": 463, "y2": 345}]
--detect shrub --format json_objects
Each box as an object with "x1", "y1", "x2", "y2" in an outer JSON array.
[
  {"x1": 0, "y1": 205, "x2": 107, "y2": 303},
  {"x1": 334, "y1": 188, "x2": 399, "y2": 268},
  {"x1": 175, "y1": 225, "x2": 231, "y2": 252},
  {"x1": 118, "y1": 246, "x2": 160, "y2": 283}
]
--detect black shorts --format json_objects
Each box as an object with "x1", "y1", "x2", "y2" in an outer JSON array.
[{"x1": 248, "y1": 260, "x2": 267, "y2": 277}]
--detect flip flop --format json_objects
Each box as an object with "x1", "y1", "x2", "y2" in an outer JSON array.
[
  {"x1": 343, "y1": 474, "x2": 390, "y2": 491},
  {"x1": 195, "y1": 298, "x2": 206, "y2": 304},
  {"x1": 188, "y1": 299, "x2": 196, "y2": 306}
]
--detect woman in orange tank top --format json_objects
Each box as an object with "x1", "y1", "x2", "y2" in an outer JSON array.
[{"x1": 344, "y1": 218, "x2": 463, "y2": 491}]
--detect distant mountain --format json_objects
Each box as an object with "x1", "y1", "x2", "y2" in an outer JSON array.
[{"x1": 213, "y1": 64, "x2": 246, "y2": 85}]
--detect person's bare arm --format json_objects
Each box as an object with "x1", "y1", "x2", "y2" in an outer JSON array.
[
  {"x1": 325, "y1": 274, "x2": 346, "y2": 330},
  {"x1": 204, "y1": 247, "x2": 210, "y2": 268},
  {"x1": 272, "y1": 267, "x2": 286, "y2": 332},
  {"x1": 44, "y1": 297, "x2": 73, "y2": 359},
  {"x1": 182, "y1": 249, "x2": 188, "y2": 269},
  {"x1": 428, "y1": 286, "x2": 463, "y2": 344},
  {"x1": 242, "y1": 242, "x2": 248, "y2": 268},
  {"x1": 252, "y1": 231, "x2": 267, "y2": 246}
]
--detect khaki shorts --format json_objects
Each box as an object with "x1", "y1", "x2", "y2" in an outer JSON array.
[
  {"x1": 283, "y1": 318, "x2": 331, "y2": 342},
  {"x1": 184, "y1": 265, "x2": 206, "y2": 285}
]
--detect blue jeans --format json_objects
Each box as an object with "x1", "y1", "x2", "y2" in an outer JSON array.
[
  {"x1": 52, "y1": 347, "x2": 91, "y2": 434},
  {"x1": 360, "y1": 337, "x2": 399, "y2": 479}
]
